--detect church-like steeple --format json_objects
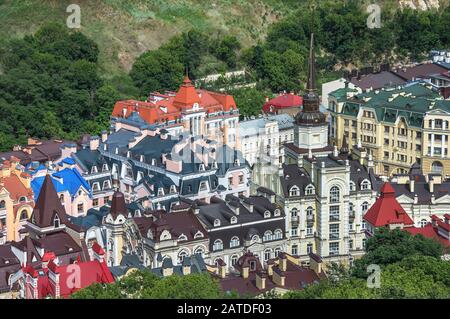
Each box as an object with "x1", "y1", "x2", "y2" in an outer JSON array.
[
  {"x1": 306, "y1": 33, "x2": 316, "y2": 92},
  {"x1": 294, "y1": 33, "x2": 326, "y2": 126}
]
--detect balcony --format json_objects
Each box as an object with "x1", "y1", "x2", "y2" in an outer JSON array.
[
  {"x1": 291, "y1": 216, "x2": 300, "y2": 227},
  {"x1": 307, "y1": 214, "x2": 315, "y2": 226},
  {"x1": 329, "y1": 233, "x2": 340, "y2": 240},
  {"x1": 329, "y1": 214, "x2": 340, "y2": 222},
  {"x1": 349, "y1": 211, "x2": 355, "y2": 221}
]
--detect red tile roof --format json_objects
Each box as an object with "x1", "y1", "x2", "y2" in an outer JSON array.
[
  {"x1": 364, "y1": 182, "x2": 414, "y2": 227},
  {"x1": 262, "y1": 93, "x2": 302, "y2": 113},
  {"x1": 112, "y1": 76, "x2": 236, "y2": 125},
  {"x1": 404, "y1": 223, "x2": 450, "y2": 248}
]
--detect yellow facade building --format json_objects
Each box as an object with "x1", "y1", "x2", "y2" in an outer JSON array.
[{"x1": 329, "y1": 83, "x2": 450, "y2": 176}]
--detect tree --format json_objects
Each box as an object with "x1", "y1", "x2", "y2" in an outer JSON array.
[
  {"x1": 130, "y1": 49, "x2": 184, "y2": 96},
  {"x1": 352, "y1": 228, "x2": 443, "y2": 278},
  {"x1": 228, "y1": 87, "x2": 269, "y2": 118},
  {"x1": 71, "y1": 270, "x2": 223, "y2": 299},
  {"x1": 212, "y1": 35, "x2": 241, "y2": 68}
]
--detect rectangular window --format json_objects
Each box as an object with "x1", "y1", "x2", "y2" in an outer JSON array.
[
  {"x1": 349, "y1": 239, "x2": 354, "y2": 250},
  {"x1": 306, "y1": 227, "x2": 313, "y2": 236},
  {"x1": 329, "y1": 224, "x2": 339, "y2": 240},
  {"x1": 291, "y1": 245, "x2": 298, "y2": 256},
  {"x1": 307, "y1": 243, "x2": 313, "y2": 254},
  {"x1": 329, "y1": 205, "x2": 340, "y2": 221},
  {"x1": 329, "y1": 242, "x2": 339, "y2": 256}
]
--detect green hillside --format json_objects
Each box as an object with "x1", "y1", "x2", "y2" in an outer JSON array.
[{"x1": 0, "y1": 0, "x2": 303, "y2": 77}]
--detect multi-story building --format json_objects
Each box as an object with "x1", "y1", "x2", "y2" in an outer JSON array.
[
  {"x1": 30, "y1": 162, "x2": 93, "y2": 217},
  {"x1": 328, "y1": 82, "x2": 450, "y2": 176},
  {"x1": 193, "y1": 190, "x2": 286, "y2": 269},
  {"x1": 0, "y1": 157, "x2": 34, "y2": 243},
  {"x1": 112, "y1": 76, "x2": 240, "y2": 148},
  {"x1": 84, "y1": 111, "x2": 250, "y2": 210},
  {"x1": 238, "y1": 113, "x2": 294, "y2": 167},
  {"x1": 262, "y1": 93, "x2": 303, "y2": 116}
]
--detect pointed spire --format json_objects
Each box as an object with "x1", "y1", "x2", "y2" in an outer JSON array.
[
  {"x1": 306, "y1": 33, "x2": 316, "y2": 92},
  {"x1": 110, "y1": 191, "x2": 126, "y2": 221},
  {"x1": 31, "y1": 174, "x2": 68, "y2": 229},
  {"x1": 340, "y1": 135, "x2": 349, "y2": 154}
]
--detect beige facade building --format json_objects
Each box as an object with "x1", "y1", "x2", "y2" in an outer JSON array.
[{"x1": 328, "y1": 83, "x2": 450, "y2": 176}]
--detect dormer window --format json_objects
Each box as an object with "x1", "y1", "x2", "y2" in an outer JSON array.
[
  {"x1": 234, "y1": 159, "x2": 240, "y2": 166},
  {"x1": 361, "y1": 180, "x2": 371, "y2": 190},
  {"x1": 103, "y1": 180, "x2": 111, "y2": 190},
  {"x1": 214, "y1": 219, "x2": 221, "y2": 227},
  {"x1": 178, "y1": 234, "x2": 187, "y2": 241},
  {"x1": 102, "y1": 164, "x2": 109, "y2": 171},
  {"x1": 349, "y1": 181, "x2": 356, "y2": 191},
  {"x1": 274, "y1": 209, "x2": 281, "y2": 217},
  {"x1": 53, "y1": 214, "x2": 60, "y2": 228},
  {"x1": 289, "y1": 186, "x2": 299, "y2": 197},
  {"x1": 230, "y1": 216, "x2": 237, "y2": 224},
  {"x1": 199, "y1": 163, "x2": 205, "y2": 171},
  {"x1": 157, "y1": 188, "x2": 165, "y2": 196},
  {"x1": 264, "y1": 211, "x2": 271, "y2": 218},
  {"x1": 199, "y1": 181, "x2": 208, "y2": 192},
  {"x1": 19, "y1": 196, "x2": 26, "y2": 203},
  {"x1": 91, "y1": 166, "x2": 98, "y2": 174},
  {"x1": 92, "y1": 182, "x2": 100, "y2": 192},
  {"x1": 305, "y1": 184, "x2": 315, "y2": 196},
  {"x1": 194, "y1": 231, "x2": 204, "y2": 239},
  {"x1": 170, "y1": 185, "x2": 177, "y2": 194},
  {"x1": 230, "y1": 236, "x2": 240, "y2": 248}
]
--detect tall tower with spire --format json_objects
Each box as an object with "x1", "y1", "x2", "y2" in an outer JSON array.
[{"x1": 293, "y1": 33, "x2": 328, "y2": 151}]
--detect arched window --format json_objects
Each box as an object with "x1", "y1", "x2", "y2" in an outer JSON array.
[
  {"x1": 230, "y1": 236, "x2": 240, "y2": 248},
  {"x1": 0, "y1": 200, "x2": 5, "y2": 209},
  {"x1": 19, "y1": 196, "x2": 26, "y2": 202},
  {"x1": 289, "y1": 186, "x2": 300, "y2": 197},
  {"x1": 251, "y1": 235, "x2": 260, "y2": 243},
  {"x1": 291, "y1": 208, "x2": 298, "y2": 217},
  {"x1": 214, "y1": 219, "x2": 221, "y2": 227},
  {"x1": 330, "y1": 186, "x2": 340, "y2": 203},
  {"x1": 264, "y1": 249, "x2": 272, "y2": 261},
  {"x1": 231, "y1": 254, "x2": 239, "y2": 266},
  {"x1": 230, "y1": 216, "x2": 237, "y2": 224},
  {"x1": 273, "y1": 229, "x2": 283, "y2": 240},
  {"x1": 349, "y1": 202, "x2": 354, "y2": 212},
  {"x1": 305, "y1": 184, "x2": 315, "y2": 196},
  {"x1": 53, "y1": 215, "x2": 60, "y2": 228},
  {"x1": 194, "y1": 247, "x2": 204, "y2": 256},
  {"x1": 59, "y1": 194, "x2": 64, "y2": 203},
  {"x1": 361, "y1": 201, "x2": 369, "y2": 213},
  {"x1": 431, "y1": 161, "x2": 443, "y2": 173},
  {"x1": 213, "y1": 239, "x2": 223, "y2": 251},
  {"x1": 349, "y1": 181, "x2": 356, "y2": 191},
  {"x1": 178, "y1": 250, "x2": 188, "y2": 263},
  {"x1": 420, "y1": 219, "x2": 428, "y2": 228},
  {"x1": 274, "y1": 247, "x2": 282, "y2": 257},
  {"x1": 20, "y1": 210, "x2": 28, "y2": 221},
  {"x1": 361, "y1": 180, "x2": 371, "y2": 190},
  {"x1": 306, "y1": 206, "x2": 314, "y2": 217},
  {"x1": 263, "y1": 231, "x2": 272, "y2": 242}
]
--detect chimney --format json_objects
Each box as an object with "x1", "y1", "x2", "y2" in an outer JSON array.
[
  {"x1": 101, "y1": 130, "x2": 108, "y2": 143},
  {"x1": 429, "y1": 178, "x2": 434, "y2": 193},
  {"x1": 279, "y1": 252, "x2": 287, "y2": 271},
  {"x1": 92, "y1": 243, "x2": 105, "y2": 263},
  {"x1": 182, "y1": 257, "x2": 191, "y2": 275},
  {"x1": 160, "y1": 129, "x2": 168, "y2": 140},
  {"x1": 241, "y1": 264, "x2": 249, "y2": 279},
  {"x1": 409, "y1": 178, "x2": 415, "y2": 193},
  {"x1": 89, "y1": 136, "x2": 99, "y2": 151},
  {"x1": 272, "y1": 267, "x2": 285, "y2": 287},
  {"x1": 217, "y1": 259, "x2": 227, "y2": 278},
  {"x1": 309, "y1": 253, "x2": 323, "y2": 274},
  {"x1": 162, "y1": 259, "x2": 174, "y2": 277},
  {"x1": 255, "y1": 271, "x2": 267, "y2": 290},
  {"x1": 267, "y1": 261, "x2": 274, "y2": 276},
  {"x1": 431, "y1": 215, "x2": 438, "y2": 227}
]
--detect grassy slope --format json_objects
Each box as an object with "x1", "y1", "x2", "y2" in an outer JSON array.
[
  {"x1": 0, "y1": 0, "x2": 302, "y2": 77},
  {"x1": 0, "y1": 0, "x2": 447, "y2": 78}
]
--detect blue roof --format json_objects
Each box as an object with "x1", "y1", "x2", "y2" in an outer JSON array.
[
  {"x1": 59, "y1": 157, "x2": 76, "y2": 166},
  {"x1": 31, "y1": 168, "x2": 92, "y2": 200}
]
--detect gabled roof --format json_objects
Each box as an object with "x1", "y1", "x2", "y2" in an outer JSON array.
[
  {"x1": 31, "y1": 174, "x2": 69, "y2": 229},
  {"x1": 31, "y1": 168, "x2": 91, "y2": 200},
  {"x1": 364, "y1": 182, "x2": 414, "y2": 227},
  {"x1": 109, "y1": 191, "x2": 127, "y2": 220}
]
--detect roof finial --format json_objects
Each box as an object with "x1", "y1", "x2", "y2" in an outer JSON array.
[{"x1": 307, "y1": 33, "x2": 316, "y2": 92}]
